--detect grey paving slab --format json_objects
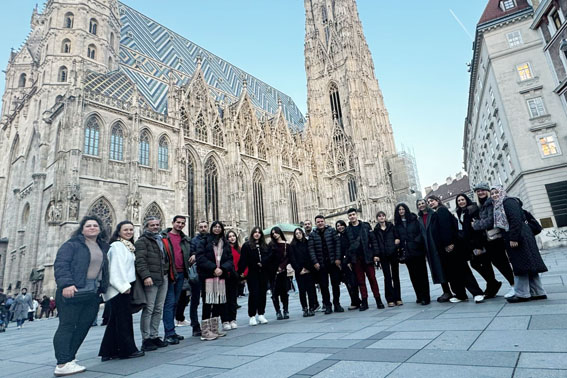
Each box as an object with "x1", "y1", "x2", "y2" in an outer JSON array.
[
  {"x1": 349, "y1": 339, "x2": 377, "y2": 348},
  {"x1": 367, "y1": 331, "x2": 395, "y2": 340},
  {"x1": 210, "y1": 332, "x2": 280, "y2": 346},
  {"x1": 315, "y1": 332, "x2": 350, "y2": 339},
  {"x1": 487, "y1": 316, "x2": 531, "y2": 330},
  {"x1": 436, "y1": 311, "x2": 499, "y2": 319},
  {"x1": 312, "y1": 361, "x2": 400, "y2": 377},
  {"x1": 517, "y1": 352, "x2": 567, "y2": 369},
  {"x1": 186, "y1": 355, "x2": 258, "y2": 369},
  {"x1": 216, "y1": 352, "x2": 329, "y2": 378},
  {"x1": 528, "y1": 314, "x2": 567, "y2": 329},
  {"x1": 409, "y1": 310, "x2": 447, "y2": 320},
  {"x1": 425, "y1": 331, "x2": 482, "y2": 350},
  {"x1": 368, "y1": 339, "x2": 432, "y2": 349},
  {"x1": 387, "y1": 317, "x2": 492, "y2": 331},
  {"x1": 279, "y1": 347, "x2": 313, "y2": 353},
  {"x1": 222, "y1": 332, "x2": 320, "y2": 356},
  {"x1": 295, "y1": 360, "x2": 338, "y2": 375},
  {"x1": 384, "y1": 331, "x2": 442, "y2": 339},
  {"x1": 471, "y1": 330, "x2": 567, "y2": 352},
  {"x1": 127, "y1": 364, "x2": 202, "y2": 378},
  {"x1": 513, "y1": 369, "x2": 567, "y2": 378},
  {"x1": 326, "y1": 348, "x2": 418, "y2": 362},
  {"x1": 294, "y1": 338, "x2": 360, "y2": 348},
  {"x1": 307, "y1": 347, "x2": 345, "y2": 354},
  {"x1": 499, "y1": 303, "x2": 567, "y2": 316},
  {"x1": 181, "y1": 367, "x2": 229, "y2": 377},
  {"x1": 387, "y1": 363, "x2": 514, "y2": 378},
  {"x1": 340, "y1": 326, "x2": 389, "y2": 339},
  {"x1": 408, "y1": 350, "x2": 519, "y2": 367}
]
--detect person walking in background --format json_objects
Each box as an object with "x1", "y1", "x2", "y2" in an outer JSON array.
[
  {"x1": 374, "y1": 211, "x2": 402, "y2": 307},
  {"x1": 394, "y1": 203, "x2": 430, "y2": 305},
  {"x1": 489, "y1": 186, "x2": 548, "y2": 303},
  {"x1": 188, "y1": 220, "x2": 209, "y2": 337},
  {"x1": 269, "y1": 227, "x2": 290, "y2": 320},
  {"x1": 239, "y1": 227, "x2": 271, "y2": 326},
  {"x1": 335, "y1": 220, "x2": 361, "y2": 310},
  {"x1": 345, "y1": 208, "x2": 384, "y2": 311},
  {"x1": 196, "y1": 221, "x2": 234, "y2": 341},
  {"x1": 49, "y1": 297, "x2": 56, "y2": 318},
  {"x1": 29, "y1": 297, "x2": 39, "y2": 321},
  {"x1": 472, "y1": 182, "x2": 515, "y2": 297},
  {"x1": 53, "y1": 216, "x2": 109, "y2": 377},
  {"x1": 222, "y1": 230, "x2": 243, "y2": 331},
  {"x1": 11, "y1": 288, "x2": 32, "y2": 329},
  {"x1": 135, "y1": 217, "x2": 171, "y2": 352},
  {"x1": 289, "y1": 228, "x2": 317, "y2": 317},
  {"x1": 99, "y1": 221, "x2": 144, "y2": 362},
  {"x1": 39, "y1": 295, "x2": 50, "y2": 319}
]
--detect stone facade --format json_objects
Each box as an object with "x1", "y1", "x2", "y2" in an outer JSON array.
[
  {"x1": 0, "y1": 0, "x2": 408, "y2": 296},
  {"x1": 464, "y1": 0, "x2": 567, "y2": 249}
]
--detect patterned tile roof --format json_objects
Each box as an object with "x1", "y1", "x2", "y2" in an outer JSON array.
[{"x1": 117, "y1": 3, "x2": 305, "y2": 129}]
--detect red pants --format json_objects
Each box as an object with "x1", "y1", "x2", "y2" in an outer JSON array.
[{"x1": 353, "y1": 257, "x2": 380, "y2": 299}]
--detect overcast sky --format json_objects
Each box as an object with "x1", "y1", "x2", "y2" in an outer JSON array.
[{"x1": 0, "y1": 1, "x2": 488, "y2": 191}]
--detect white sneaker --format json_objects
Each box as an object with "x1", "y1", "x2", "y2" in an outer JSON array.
[
  {"x1": 474, "y1": 295, "x2": 485, "y2": 303},
  {"x1": 449, "y1": 297, "x2": 462, "y2": 303},
  {"x1": 222, "y1": 322, "x2": 232, "y2": 331},
  {"x1": 230, "y1": 320, "x2": 238, "y2": 329},
  {"x1": 504, "y1": 288, "x2": 515, "y2": 298},
  {"x1": 54, "y1": 361, "x2": 86, "y2": 377},
  {"x1": 249, "y1": 316, "x2": 258, "y2": 326},
  {"x1": 258, "y1": 315, "x2": 268, "y2": 324},
  {"x1": 176, "y1": 320, "x2": 191, "y2": 327}
]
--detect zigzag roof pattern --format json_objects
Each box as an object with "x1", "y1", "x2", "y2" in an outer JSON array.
[{"x1": 117, "y1": 3, "x2": 305, "y2": 129}]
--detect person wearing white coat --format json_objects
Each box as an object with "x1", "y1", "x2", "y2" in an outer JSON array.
[{"x1": 98, "y1": 221, "x2": 145, "y2": 361}]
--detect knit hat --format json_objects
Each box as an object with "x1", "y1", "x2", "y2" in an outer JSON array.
[{"x1": 473, "y1": 182, "x2": 490, "y2": 191}]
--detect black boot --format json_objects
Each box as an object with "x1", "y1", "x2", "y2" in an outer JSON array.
[
  {"x1": 484, "y1": 281, "x2": 502, "y2": 299},
  {"x1": 375, "y1": 296, "x2": 385, "y2": 309},
  {"x1": 276, "y1": 311, "x2": 283, "y2": 320},
  {"x1": 302, "y1": 308, "x2": 309, "y2": 317},
  {"x1": 192, "y1": 324, "x2": 202, "y2": 337},
  {"x1": 334, "y1": 303, "x2": 345, "y2": 312},
  {"x1": 283, "y1": 299, "x2": 290, "y2": 319},
  {"x1": 359, "y1": 298, "x2": 369, "y2": 311}
]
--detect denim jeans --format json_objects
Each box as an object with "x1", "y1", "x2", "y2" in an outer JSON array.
[
  {"x1": 514, "y1": 273, "x2": 546, "y2": 298},
  {"x1": 163, "y1": 272, "x2": 185, "y2": 337}
]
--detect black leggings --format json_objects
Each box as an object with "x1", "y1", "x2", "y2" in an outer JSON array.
[
  {"x1": 271, "y1": 272, "x2": 289, "y2": 313},
  {"x1": 296, "y1": 272, "x2": 317, "y2": 310},
  {"x1": 246, "y1": 273, "x2": 268, "y2": 317},
  {"x1": 405, "y1": 256, "x2": 430, "y2": 302}
]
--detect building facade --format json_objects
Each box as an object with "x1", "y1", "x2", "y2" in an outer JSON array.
[
  {"x1": 424, "y1": 173, "x2": 473, "y2": 214},
  {"x1": 0, "y1": 0, "x2": 408, "y2": 295},
  {"x1": 464, "y1": 0, "x2": 567, "y2": 249}
]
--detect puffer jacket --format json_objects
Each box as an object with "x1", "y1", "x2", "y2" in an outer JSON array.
[
  {"x1": 134, "y1": 233, "x2": 172, "y2": 285},
  {"x1": 374, "y1": 222, "x2": 397, "y2": 258},
  {"x1": 309, "y1": 225, "x2": 340, "y2": 265},
  {"x1": 345, "y1": 221, "x2": 379, "y2": 264},
  {"x1": 394, "y1": 214, "x2": 425, "y2": 258},
  {"x1": 472, "y1": 197, "x2": 495, "y2": 231}
]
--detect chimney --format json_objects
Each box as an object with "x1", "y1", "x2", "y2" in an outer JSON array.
[
  {"x1": 425, "y1": 186, "x2": 432, "y2": 194},
  {"x1": 456, "y1": 172, "x2": 462, "y2": 180},
  {"x1": 446, "y1": 176, "x2": 453, "y2": 185},
  {"x1": 432, "y1": 183, "x2": 439, "y2": 191}
]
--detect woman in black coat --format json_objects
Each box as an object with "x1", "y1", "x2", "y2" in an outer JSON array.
[
  {"x1": 196, "y1": 221, "x2": 234, "y2": 341},
  {"x1": 427, "y1": 195, "x2": 484, "y2": 303},
  {"x1": 268, "y1": 227, "x2": 290, "y2": 320},
  {"x1": 289, "y1": 228, "x2": 317, "y2": 317},
  {"x1": 455, "y1": 194, "x2": 502, "y2": 298},
  {"x1": 374, "y1": 211, "x2": 402, "y2": 307},
  {"x1": 238, "y1": 227, "x2": 272, "y2": 326},
  {"x1": 490, "y1": 186, "x2": 548, "y2": 303},
  {"x1": 393, "y1": 203, "x2": 430, "y2": 305},
  {"x1": 336, "y1": 220, "x2": 361, "y2": 310}
]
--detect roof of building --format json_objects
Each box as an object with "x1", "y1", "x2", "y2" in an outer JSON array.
[
  {"x1": 478, "y1": 0, "x2": 532, "y2": 25},
  {"x1": 426, "y1": 175, "x2": 472, "y2": 202},
  {"x1": 117, "y1": 3, "x2": 305, "y2": 129}
]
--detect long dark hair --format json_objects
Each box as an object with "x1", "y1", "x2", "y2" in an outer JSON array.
[
  {"x1": 109, "y1": 221, "x2": 135, "y2": 244},
  {"x1": 247, "y1": 226, "x2": 267, "y2": 248},
  {"x1": 270, "y1": 226, "x2": 287, "y2": 243},
  {"x1": 427, "y1": 195, "x2": 445, "y2": 208},
  {"x1": 394, "y1": 203, "x2": 412, "y2": 226},
  {"x1": 226, "y1": 230, "x2": 240, "y2": 251},
  {"x1": 209, "y1": 221, "x2": 225, "y2": 242},
  {"x1": 290, "y1": 227, "x2": 306, "y2": 245},
  {"x1": 335, "y1": 220, "x2": 347, "y2": 234},
  {"x1": 72, "y1": 215, "x2": 108, "y2": 242},
  {"x1": 455, "y1": 193, "x2": 473, "y2": 216}
]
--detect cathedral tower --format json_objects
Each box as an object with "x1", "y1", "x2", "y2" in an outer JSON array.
[{"x1": 304, "y1": 0, "x2": 397, "y2": 220}]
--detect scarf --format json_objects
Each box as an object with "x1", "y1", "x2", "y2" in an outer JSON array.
[
  {"x1": 119, "y1": 238, "x2": 136, "y2": 254},
  {"x1": 492, "y1": 185, "x2": 510, "y2": 232},
  {"x1": 205, "y1": 238, "x2": 226, "y2": 304}
]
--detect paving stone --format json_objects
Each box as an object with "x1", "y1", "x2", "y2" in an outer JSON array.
[
  {"x1": 471, "y1": 330, "x2": 567, "y2": 352},
  {"x1": 127, "y1": 364, "x2": 202, "y2": 378},
  {"x1": 513, "y1": 369, "x2": 567, "y2": 378},
  {"x1": 312, "y1": 361, "x2": 400, "y2": 377},
  {"x1": 182, "y1": 367, "x2": 229, "y2": 377},
  {"x1": 384, "y1": 331, "x2": 442, "y2": 340},
  {"x1": 368, "y1": 339, "x2": 432, "y2": 349},
  {"x1": 425, "y1": 331, "x2": 481, "y2": 350},
  {"x1": 517, "y1": 352, "x2": 567, "y2": 369},
  {"x1": 349, "y1": 339, "x2": 377, "y2": 348},
  {"x1": 408, "y1": 350, "x2": 518, "y2": 367},
  {"x1": 187, "y1": 355, "x2": 259, "y2": 369},
  {"x1": 216, "y1": 352, "x2": 329, "y2": 378},
  {"x1": 487, "y1": 316, "x2": 531, "y2": 330},
  {"x1": 294, "y1": 338, "x2": 360, "y2": 348},
  {"x1": 386, "y1": 363, "x2": 514, "y2": 378},
  {"x1": 307, "y1": 347, "x2": 345, "y2": 354},
  {"x1": 409, "y1": 310, "x2": 446, "y2": 320},
  {"x1": 387, "y1": 318, "x2": 492, "y2": 331},
  {"x1": 211, "y1": 332, "x2": 280, "y2": 346},
  {"x1": 436, "y1": 311, "x2": 499, "y2": 319},
  {"x1": 528, "y1": 315, "x2": 567, "y2": 330},
  {"x1": 295, "y1": 360, "x2": 338, "y2": 375},
  {"x1": 326, "y1": 348, "x2": 418, "y2": 362},
  {"x1": 340, "y1": 326, "x2": 389, "y2": 339},
  {"x1": 367, "y1": 331, "x2": 395, "y2": 340},
  {"x1": 223, "y1": 333, "x2": 320, "y2": 356},
  {"x1": 315, "y1": 332, "x2": 350, "y2": 339},
  {"x1": 499, "y1": 304, "x2": 567, "y2": 316},
  {"x1": 279, "y1": 347, "x2": 313, "y2": 353}
]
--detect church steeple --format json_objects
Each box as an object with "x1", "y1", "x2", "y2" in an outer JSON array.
[{"x1": 304, "y1": 0, "x2": 397, "y2": 218}]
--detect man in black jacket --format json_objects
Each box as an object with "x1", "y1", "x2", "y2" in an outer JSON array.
[
  {"x1": 346, "y1": 208, "x2": 384, "y2": 310},
  {"x1": 309, "y1": 215, "x2": 344, "y2": 314},
  {"x1": 187, "y1": 220, "x2": 208, "y2": 336}
]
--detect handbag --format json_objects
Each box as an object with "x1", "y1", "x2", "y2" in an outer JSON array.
[
  {"x1": 523, "y1": 210, "x2": 543, "y2": 236},
  {"x1": 188, "y1": 264, "x2": 199, "y2": 284},
  {"x1": 397, "y1": 246, "x2": 407, "y2": 264},
  {"x1": 486, "y1": 228, "x2": 502, "y2": 241}
]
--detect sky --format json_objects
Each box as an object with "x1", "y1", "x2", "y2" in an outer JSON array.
[{"x1": 0, "y1": 0, "x2": 488, "y2": 192}]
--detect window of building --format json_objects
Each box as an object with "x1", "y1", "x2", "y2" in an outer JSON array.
[
  {"x1": 110, "y1": 32, "x2": 115, "y2": 48},
  {"x1": 506, "y1": 31, "x2": 522, "y2": 47},
  {"x1": 89, "y1": 19, "x2": 98, "y2": 35},
  {"x1": 537, "y1": 133, "x2": 561, "y2": 157},
  {"x1": 546, "y1": 181, "x2": 567, "y2": 227},
  {"x1": 517, "y1": 63, "x2": 533, "y2": 81},
  {"x1": 195, "y1": 113, "x2": 207, "y2": 142},
  {"x1": 253, "y1": 169, "x2": 265, "y2": 229},
  {"x1": 88, "y1": 197, "x2": 114, "y2": 236},
  {"x1": 61, "y1": 39, "x2": 71, "y2": 53},
  {"x1": 87, "y1": 44, "x2": 96, "y2": 60},
  {"x1": 501, "y1": 163, "x2": 508, "y2": 182},
  {"x1": 348, "y1": 176, "x2": 357, "y2": 202},
  {"x1": 498, "y1": 119, "x2": 504, "y2": 136},
  {"x1": 187, "y1": 156, "x2": 195, "y2": 236},
  {"x1": 158, "y1": 136, "x2": 169, "y2": 169},
  {"x1": 527, "y1": 97, "x2": 546, "y2": 118},
  {"x1": 212, "y1": 120, "x2": 223, "y2": 147},
  {"x1": 64, "y1": 12, "x2": 73, "y2": 28},
  {"x1": 494, "y1": 134, "x2": 500, "y2": 149},
  {"x1": 204, "y1": 158, "x2": 219, "y2": 221},
  {"x1": 489, "y1": 87, "x2": 495, "y2": 104},
  {"x1": 139, "y1": 130, "x2": 150, "y2": 166},
  {"x1": 258, "y1": 141, "x2": 267, "y2": 160},
  {"x1": 244, "y1": 133, "x2": 254, "y2": 156},
  {"x1": 109, "y1": 123, "x2": 123, "y2": 161},
  {"x1": 548, "y1": 8, "x2": 565, "y2": 34},
  {"x1": 18, "y1": 73, "x2": 26, "y2": 88},
  {"x1": 84, "y1": 116, "x2": 100, "y2": 156},
  {"x1": 507, "y1": 153, "x2": 514, "y2": 173},
  {"x1": 58, "y1": 66, "x2": 68, "y2": 82},
  {"x1": 501, "y1": 0, "x2": 516, "y2": 10},
  {"x1": 329, "y1": 82, "x2": 343, "y2": 127},
  {"x1": 143, "y1": 202, "x2": 164, "y2": 223},
  {"x1": 289, "y1": 181, "x2": 299, "y2": 224}
]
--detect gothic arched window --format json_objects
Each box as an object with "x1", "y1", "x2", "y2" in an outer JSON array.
[
  {"x1": 253, "y1": 169, "x2": 265, "y2": 229},
  {"x1": 204, "y1": 158, "x2": 219, "y2": 221},
  {"x1": 289, "y1": 181, "x2": 299, "y2": 224},
  {"x1": 282, "y1": 149, "x2": 290, "y2": 167},
  {"x1": 89, "y1": 18, "x2": 98, "y2": 35},
  {"x1": 61, "y1": 38, "x2": 71, "y2": 54},
  {"x1": 109, "y1": 123, "x2": 123, "y2": 161},
  {"x1": 58, "y1": 66, "x2": 68, "y2": 82},
  {"x1": 88, "y1": 197, "x2": 114, "y2": 237},
  {"x1": 258, "y1": 141, "x2": 266, "y2": 160},
  {"x1": 110, "y1": 32, "x2": 115, "y2": 48},
  {"x1": 84, "y1": 116, "x2": 100, "y2": 156},
  {"x1": 348, "y1": 176, "x2": 357, "y2": 203},
  {"x1": 329, "y1": 82, "x2": 343, "y2": 127},
  {"x1": 158, "y1": 136, "x2": 169, "y2": 169},
  {"x1": 139, "y1": 130, "x2": 150, "y2": 166},
  {"x1": 195, "y1": 113, "x2": 207, "y2": 142},
  {"x1": 292, "y1": 153, "x2": 299, "y2": 169},
  {"x1": 180, "y1": 107, "x2": 190, "y2": 136},
  {"x1": 212, "y1": 120, "x2": 224, "y2": 147},
  {"x1": 187, "y1": 155, "x2": 195, "y2": 236},
  {"x1": 64, "y1": 12, "x2": 74, "y2": 28},
  {"x1": 244, "y1": 133, "x2": 254, "y2": 156},
  {"x1": 18, "y1": 73, "x2": 26, "y2": 88},
  {"x1": 87, "y1": 44, "x2": 96, "y2": 60}
]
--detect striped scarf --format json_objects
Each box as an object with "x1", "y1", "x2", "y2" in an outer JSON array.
[{"x1": 205, "y1": 238, "x2": 226, "y2": 304}]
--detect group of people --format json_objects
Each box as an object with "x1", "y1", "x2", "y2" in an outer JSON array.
[
  {"x1": 50, "y1": 181, "x2": 548, "y2": 377},
  {"x1": 0, "y1": 289, "x2": 57, "y2": 332}
]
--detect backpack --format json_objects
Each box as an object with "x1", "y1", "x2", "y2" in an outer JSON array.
[{"x1": 523, "y1": 209, "x2": 543, "y2": 236}]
